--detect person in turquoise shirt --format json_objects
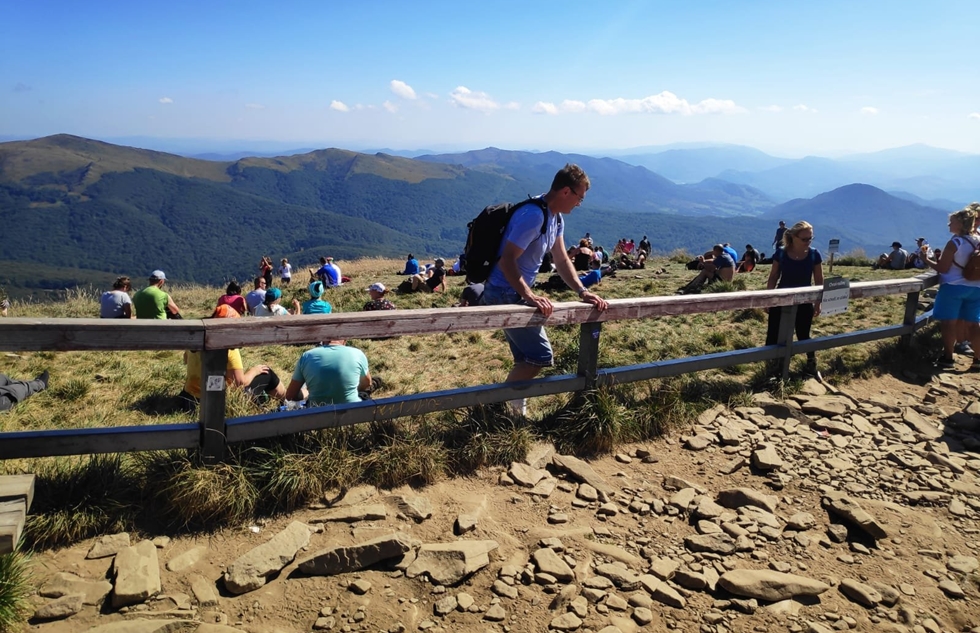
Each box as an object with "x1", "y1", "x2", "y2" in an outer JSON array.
[
  {"x1": 284, "y1": 339, "x2": 371, "y2": 406},
  {"x1": 300, "y1": 281, "x2": 333, "y2": 315},
  {"x1": 132, "y1": 270, "x2": 180, "y2": 319}
]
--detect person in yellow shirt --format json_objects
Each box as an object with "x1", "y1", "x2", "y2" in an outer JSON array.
[{"x1": 178, "y1": 305, "x2": 293, "y2": 410}]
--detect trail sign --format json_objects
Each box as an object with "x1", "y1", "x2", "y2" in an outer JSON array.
[
  {"x1": 828, "y1": 239, "x2": 840, "y2": 254},
  {"x1": 821, "y1": 276, "x2": 850, "y2": 316}
]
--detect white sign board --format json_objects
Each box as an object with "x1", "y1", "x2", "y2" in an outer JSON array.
[
  {"x1": 821, "y1": 276, "x2": 850, "y2": 316},
  {"x1": 828, "y1": 239, "x2": 840, "y2": 254}
]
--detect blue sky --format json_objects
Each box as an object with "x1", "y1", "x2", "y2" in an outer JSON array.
[{"x1": 2, "y1": 0, "x2": 978, "y2": 156}]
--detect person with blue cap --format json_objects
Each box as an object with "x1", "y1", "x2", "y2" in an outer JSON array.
[{"x1": 301, "y1": 281, "x2": 333, "y2": 315}]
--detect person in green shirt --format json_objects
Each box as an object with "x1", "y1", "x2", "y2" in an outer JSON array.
[{"x1": 132, "y1": 270, "x2": 181, "y2": 319}]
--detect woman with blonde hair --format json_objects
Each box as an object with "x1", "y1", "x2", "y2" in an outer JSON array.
[
  {"x1": 925, "y1": 206, "x2": 980, "y2": 370},
  {"x1": 765, "y1": 220, "x2": 824, "y2": 373}
]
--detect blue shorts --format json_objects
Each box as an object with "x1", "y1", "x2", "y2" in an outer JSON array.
[
  {"x1": 580, "y1": 270, "x2": 602, "y2": 288},
  {"x1": 934, "y1": 283, "x2": 980, "y2": 322},
  {"x1": 481, "y1": 283, "x2": 553, "y2": 367}
]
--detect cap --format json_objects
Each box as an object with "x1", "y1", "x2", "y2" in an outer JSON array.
[
  {"x1": 367, "y1": 282, "x2": 386, "y2": 293},
  {"x1": 149, "y1": 270, "x2": 166, "y2": 281},
  {"x1": 891, "y1": 241, "x2": 902, "y2": 248}
]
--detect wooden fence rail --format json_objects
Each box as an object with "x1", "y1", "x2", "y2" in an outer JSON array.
[{"x1": 0, "y1": 273, "x2": 937, "y2": 462}]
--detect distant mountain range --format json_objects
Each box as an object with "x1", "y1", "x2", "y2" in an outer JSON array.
[{"x1": 0, "y1": 134, "x2": 964, "y2": 295}]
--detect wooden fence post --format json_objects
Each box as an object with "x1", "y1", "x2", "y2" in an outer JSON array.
[
  {"x1": 199, "y1": 349, "x2": 228, "y2": 464},
  {"x1": 777, "y1": 305, "x2": 798, "y2": 381},
  {"x1": 900, "y1": 291, "x2": 919, "y2": 348},
  {"x1": 577, "y1": 322, "x2": 602, "y2": 391}
]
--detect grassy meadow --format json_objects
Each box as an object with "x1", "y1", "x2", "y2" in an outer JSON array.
[{"x1": 0, "y1": 251, "x2": 937, "y2": 550}]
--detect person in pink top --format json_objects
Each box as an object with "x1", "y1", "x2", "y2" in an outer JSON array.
[{"x1": 216, "y1": 281, "x2": 248, "y2": 316}]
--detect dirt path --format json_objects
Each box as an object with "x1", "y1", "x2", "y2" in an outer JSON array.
[{"x1": 26, "y1": 371, "x2": 980, "y2": 633}]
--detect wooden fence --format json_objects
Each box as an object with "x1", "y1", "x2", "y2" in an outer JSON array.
[{"x1": 0, "y1": 273, "x2": 937, "y2": 463}]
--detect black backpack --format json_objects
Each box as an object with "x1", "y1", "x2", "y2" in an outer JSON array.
[{"x1": 463, "y1": 197, "x2": 556, "y2": 284}]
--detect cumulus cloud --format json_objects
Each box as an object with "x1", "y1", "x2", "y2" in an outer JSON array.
[
  {"x1": 159, "y1": 97, "x2": 173, "y2": 104},
  {"x1": 860, "y1": 106, "x2": 879, "y2": 115},
  {"x1": 449, "y1": 86, "x2": 500, "y2": 112},
  {"x1": 383, "y1": 100, "x2": 398, "y2": 113},
  {"x1": 532, "y1": 101, "x2": 559, "y2": 115},
  {"x1": 245, "y1": 103, "x2": 265, "y2": 110},
  {"x1": 793, "y1": 104, "x2": 817, "y2": 113},
  {"x1": 969, "y1": 112, "x2": 980, "y2": 120},
  {"x1": 13, "y1": 82, "x2": 31, "y2": 92},
  {"x1": 532, "y1": 91, "x2": 743, "y2": 116},
  {"x1": 390, "y1": 80, "x2": 417, "y2": 100},
  {"x1": 329, "y1": 100, "x2": 350, "y2": 112}
]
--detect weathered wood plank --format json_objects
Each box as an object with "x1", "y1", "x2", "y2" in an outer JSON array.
[
  {"x1": 0, "y1": 274, "x2": 935, "y2": 352},
  {"x1": 226, "y1": 375, "x2": 586, "y2": 443},
  {"x1": 0, "y1": 475, "x2": 35, "y2": 510},
  {"x1": 0, "y1": 499, "x2": 27, "y2": 554},
  {"x1": 0, "y1": 318, "x2": 205, "y2": 352},
  {"x1": 0, "y1": 424, "x2": 200, "y2": 460}
]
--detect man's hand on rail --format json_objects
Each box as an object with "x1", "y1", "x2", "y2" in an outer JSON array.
[{"x1": 581, "y1": 291, "x2": 608, "y2": 311}]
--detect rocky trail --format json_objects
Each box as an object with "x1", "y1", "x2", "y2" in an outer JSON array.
[{"x1": 25, "y1": 371, "x2": 980, "y2": 633}]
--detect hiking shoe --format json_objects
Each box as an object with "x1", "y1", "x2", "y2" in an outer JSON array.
[
  {"x1": 36, "y1": 370, "x2": 49, "y2": 390},
  {"x1": 935, "y1": 356, "x2": 956, "y2": 370},
  {"x1": 955, "y1": 341, "x2": 974, "y2": 356}
]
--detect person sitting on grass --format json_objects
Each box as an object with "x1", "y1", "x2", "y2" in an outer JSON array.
[
  {"x1": 737, "y1": 244, "x2": 761, "y2": 273},
  {"x1": 0, "y1": 371, "x2": 48, "y2": 412},
  {"x1": 457, "y1": 283, "x2": 484, "y2": 307},
  {"x1": 244, "y1": 277, "x2": 267, "y2": 315},
  {"x1": 216, "y1": 280, "x2": 248, "y2": 316},
  {"x1": 254, "y1": 287, "x2": 296, "y2": 317},
  {"x1": 363, "y1": 283, "x2": 396, "y2": 310},
  {"x1": 311, "y1": 256, "x2": 342, "y2": 287},
  {"x1": 284, "y1": 338, "x2": 378, "y2": 406},
  {"x1": 133, "y1": 270, "x2": 181, "y2": 319},
  {"x1": 677, "y1": 244, "x2": 735, "y2": 294},
  {"x1": 401, "y1": 254, "x2": 420, "y2": 276},
  {"x1": 410, "y1": 258, "x2": 447, "y2": 293},
  {"x1": 300, "y1": 281, "x2": 333, "y2": 315},
  {"x1": 874, "y1": 242, "x2": 908, "y2": 270},
  {"x1": 100, "y1": 276, "x2": 134, "y2": 319},
  {"x1": 178, "y1": 305, "x2": 292, "y2": 411}
]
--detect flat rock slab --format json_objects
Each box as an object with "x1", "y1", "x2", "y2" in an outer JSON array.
[
  {"x1": 524, "y1": 441, "x2": 556, "y2": 469},
  {"x1": 310, "y1": 504, "x2": 387, "y2": 523},
  {"x1": 685, "y1": 533, "x2": 736, "y2": 555},
  {"x1": 392, "y1": 495, "x2": 432, "y2": 522},
  {"x1": 798, "y1": 395, "x2": 853, "y2": 417},
  {"x1": 112, "y1": 540, "x2": 162, "y2": 608},
  {"x1": 752, "y1": 444, "x2": 783, "y2": 470},
  {"x1": 838, "y1": 578, "x2": 881, "y2": 607},
  {"x1": 638, "y1": 575, "x2": 685, "y2": 608},
  {"x1": 297, "y1": 532, "x2": 417, "y2": 575},
  {"x1": 332, "y1": 484, "x2": 378, "y2": 507},
  {"x1": 717, "y1": 488, "x2": 778, "y2": 513},
  {"x1": 532, "y1": 547, "x2": 574, "y2": 583},
  {"x1": 948, "y1": 555, "x2": 979, "y2": 575},
  {"x1": 87, "y1": 533, "x2": 130, "y2": 559},
  {"x1": 39, "y1": 571, "x2": 112, "y2": 606},
  {"x1": 165, "y1": 546, "x2": 208, "y2": 573},
  {"x1": 551, "y1": 454, "x2": 614, "y2": 501},
  {"x1": 823, "y1": 495, "x2": 888, "y2": 540},
  {"x1": 595, "y1": 563, "x2": 641, "y2": 591},
  {"x1": 902, "y1": 408, "x2": 943, "y2": 439},
  {"x1": 34, "y1": 593, "x2": 85, "y2": 620},
  {"x1": 719, "y1": 569, "x2": 830, "y2": 602},
  {"x1": 404, "y1": 540, "x2": 499, "y2": 586},
  {"x1": 509, "y1": 462, "x2": 548, "y2": 487},
  {"x1": 223, "y1": 521, "x2": 312, "y2": 595}
]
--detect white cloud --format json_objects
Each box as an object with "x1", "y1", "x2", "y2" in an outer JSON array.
[
  {"x1": 860, "y1": 106, "x2": 879, "y2": 115},
  {"x1": 425, "y1": 92, "x2": 439, "y2": 100},
  {"x1": 158, "y1": 97, "x2": 173, "y2": 104},
  {"x1": 382, "y1": 100, "x2": 398, "y2": 113},
  {"x1": 969, "y1": 112, "x2": 980, "y2": 120},
  {"x1": 244, "y1": 103, "x2": 265, "y2": 110},
  {"x1": 532, "y1": 101, "x2": 559, "y2": 115},
  {"x1": 390, "y1": 80, "x2": 417, "y2": 100},
  {"x1": 533, "y1": 92, "x2": 743, "y2": 116},
  {"x1": 503, "y1": 101, "x2": 520, "y2": 110},
  {"x1": 793, "y1": 103, "x2": 817, "y2": 113},
  {"x1": 330, "y1": 100, "x2": 350, "y2": 112},
  {"x1": 759, "y1": 105, "x2": 783, "y2": 113},
  {"x1": 449, "y1": 86, "x2": 500, "y2": 112}
]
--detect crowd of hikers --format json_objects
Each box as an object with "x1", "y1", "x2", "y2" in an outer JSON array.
[{"x1": 4, "y1": 165, "x2": 975, "y2": 416}]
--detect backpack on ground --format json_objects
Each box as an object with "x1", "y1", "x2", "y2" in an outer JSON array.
[
  {"x1": 463, "y1": 197, "x2": 554, "y2": 284},
  {"x1": 953, "y1": 236, "x2": 980, "y2": 281}
]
